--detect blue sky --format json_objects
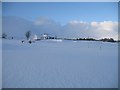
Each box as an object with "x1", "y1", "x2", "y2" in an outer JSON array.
[
  {"x1": 3, "y1": 2, "x2": 118, "y2": 24},
  {"x1": 2, "y1": 2, "x2": 118, "y2": 40}
]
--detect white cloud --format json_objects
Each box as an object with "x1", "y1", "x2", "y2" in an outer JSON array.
[
  {"x1": 33, "y1": 17, "x2": 62, "y2": 36},
  {"x1": 34, "y1": 18, "x2": 118, "y2": 39},
  {"x1": 63, "y1": 20, "x2": 118, "y2": 40},
  {"x1": 3, "y1": 16, "x2": 118, "y2": 40},
  {"x1": 34, "y1": 17, "x2": 56, "y2": 26},
  {"x1": 91, "y1": 22, "x2": 98, "y2": 27}
]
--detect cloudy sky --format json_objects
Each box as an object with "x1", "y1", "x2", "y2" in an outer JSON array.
[{"x1": 3, "y1": 2, "x2": 118, "y2": 39}]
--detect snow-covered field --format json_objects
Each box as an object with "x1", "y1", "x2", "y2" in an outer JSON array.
[{"x1": 2, "y1": 39, "x2": 118, "y2": 88}]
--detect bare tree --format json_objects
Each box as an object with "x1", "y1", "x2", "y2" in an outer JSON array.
[
  {"x1": 25, "y1": 31, "x2": 31, "y2": 40},
  {"x1": 2, "y1": 33, "x2": 7, "y2": 39}
]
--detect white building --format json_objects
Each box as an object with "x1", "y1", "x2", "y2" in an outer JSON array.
[
  {"x1": 42, "y1": 33, "x2": 49, "y2": 39},
  {"x1": 33, "y1": 34, "x2": 38, "y2": 40},
  {"x1": 32, "y1": 33, "x2": 49, "y2": 40}
]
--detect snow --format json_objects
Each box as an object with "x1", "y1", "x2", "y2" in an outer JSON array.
[{"x1": 2, "y1": 39, "x2": 118, "y2": 88}]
